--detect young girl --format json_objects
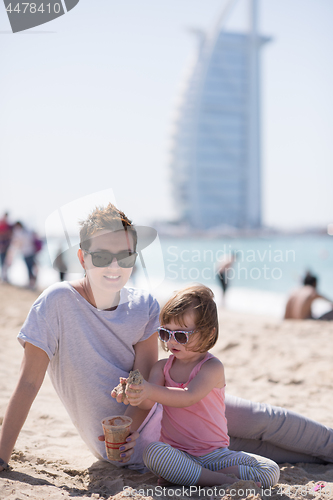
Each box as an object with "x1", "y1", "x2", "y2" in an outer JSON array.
[{"x1": 125, "y1": 284, "x2": 280, "y2": 487}]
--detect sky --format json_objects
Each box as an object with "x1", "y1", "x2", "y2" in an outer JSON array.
[{"x1": 1, "y1": 0, "x2": 333, "y2": 234}]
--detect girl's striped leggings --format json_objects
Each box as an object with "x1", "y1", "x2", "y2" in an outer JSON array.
[{"x1": 143, "y1": 442, "x2": 280, "y2": 487}]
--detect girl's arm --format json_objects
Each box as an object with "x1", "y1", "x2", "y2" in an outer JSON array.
[{"x1": 126, "y1": 357, "x2": 225, "y2": 408}]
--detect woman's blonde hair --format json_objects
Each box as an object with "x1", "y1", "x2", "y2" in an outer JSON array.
[{"x1": 160, "y1": 284, "x2": 218, "y2": 353}]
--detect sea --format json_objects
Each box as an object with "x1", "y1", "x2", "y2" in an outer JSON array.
[{"x1": 7, "y1": 233, "x2": 333, "y2": 319}]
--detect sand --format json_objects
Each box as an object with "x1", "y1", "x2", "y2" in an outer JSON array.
[{"x1": 0, "y1": 283, "x2": 333, "y2": 499}]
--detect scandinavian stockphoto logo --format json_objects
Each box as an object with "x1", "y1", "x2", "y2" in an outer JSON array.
[{"x1": 3, "y1": 0, "x2": 80, "y2": 33}]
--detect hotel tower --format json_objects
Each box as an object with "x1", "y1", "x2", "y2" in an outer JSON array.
[{"x1": 169, "y1": 0, "x2": 270, "y2": 230}]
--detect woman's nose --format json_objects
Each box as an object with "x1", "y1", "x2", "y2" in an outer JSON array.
[{"x1": 108, "y1": 257, "x2": 120, "y2": 268}]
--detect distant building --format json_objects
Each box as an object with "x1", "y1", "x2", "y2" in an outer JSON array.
[{"x1": 169, "y1": 2, "x2": 270, "y2": 230}]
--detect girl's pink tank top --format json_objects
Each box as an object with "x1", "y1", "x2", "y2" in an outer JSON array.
[{"x1": 160, "y1": 352, "x2": 230, "y2": 456}]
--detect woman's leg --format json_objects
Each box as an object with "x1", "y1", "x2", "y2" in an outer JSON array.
[
  {"x1": 198, "y1": 448, "x2": 280, "y2": 488},
  {"x1": 225, "y1": 394, "x2": 333, "y2": 463}
]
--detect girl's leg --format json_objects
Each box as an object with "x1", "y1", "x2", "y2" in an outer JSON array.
[
  {"x1": 143, "y1": 442, "x2": 235, "y2": 486},
  {"x1": 143, "y1": 442, "x2": 202, "y2": 485},
  {"x1": 199, "y1": 448, "x2": 280, "y2": 488},
  {"x1": 225, "y1": 394, "x2": 333, "y2": 463}
]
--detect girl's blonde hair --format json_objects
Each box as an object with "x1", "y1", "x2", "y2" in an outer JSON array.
[{"x1": 160, "y1": 284, "x2": 218, "y2": 353}]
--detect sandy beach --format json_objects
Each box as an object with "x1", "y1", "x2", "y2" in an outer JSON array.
[{"x1": 0, "y1": 283, "x2": 332, "y2": 500}]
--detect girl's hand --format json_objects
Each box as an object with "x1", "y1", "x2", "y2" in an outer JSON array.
[
  {"x1": 98, "y1": 430, "x2": 140, "y2": 463},
  {"x1": 126, "y1": 380, "x2": 150, "y2": 406}
]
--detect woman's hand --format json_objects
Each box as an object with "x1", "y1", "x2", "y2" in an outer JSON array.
[
  {"x1": 111, "y1": 377, "x2": 130, "y2": 405},
  {"x1": 98, "y1": 430, "x2": 140, "y2": 463},
  {"x1": 126, "y1": 380, "x2": 151, "y2": 406}
]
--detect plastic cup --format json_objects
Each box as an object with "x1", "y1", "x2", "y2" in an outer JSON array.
[{"x1": 101, "y1": 415, "x2": 133, "y2": 461}]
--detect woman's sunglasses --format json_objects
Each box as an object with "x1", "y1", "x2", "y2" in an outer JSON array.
[
  {"x1": 157, "y1": 326, "x2": 195, "y2": 345},
  {"x1": 84, "y1": 250, "x2": 137, "y2": 269}
]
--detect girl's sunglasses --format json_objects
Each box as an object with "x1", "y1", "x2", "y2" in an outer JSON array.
[
  {"x1": 84, "y1": 250, "x2": 137, "y2": 268},
  {"x1": 157, "y1": 326, "x2": 195, "y2": 345}
]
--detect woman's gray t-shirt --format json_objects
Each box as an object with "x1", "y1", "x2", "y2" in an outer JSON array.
[{"x1": 18, "y1": 282, "x2": 160, "y2": 465}]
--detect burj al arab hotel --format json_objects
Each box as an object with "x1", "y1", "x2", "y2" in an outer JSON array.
[{"x1": 169, "y1": 0, "x2": 270, "y2": 230}]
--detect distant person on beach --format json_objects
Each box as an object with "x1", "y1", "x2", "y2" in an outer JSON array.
[
  {"x1": 123, "y1": 285, "x2": 280, "y2": 488},
  {"x1": 9, "y1": 222, "x2": 39, "y2": 289},
  {"x1": 216, "y1": 252, "x2": 236, "y2": 304},
  {"x1": 0, "y1": 213, "x2": 13, "y2": 282},
  {"x1": 1, "y1": 203, "x2": 333, "y2": 474},
  {"x1": 284, "y1": 272, "x2": 333, "y2": 320},
  {"x1": 54, "y1": 246, "x2": 68, "y2": 281}
]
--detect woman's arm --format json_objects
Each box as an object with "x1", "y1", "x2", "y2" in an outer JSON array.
[
  {"x1": 128, "y1": 345, "x2": 167, "y2": 412},
  {"x1": 126, "y1": 357, "x2": 225, "y2": 408},
  {"x1": 132, "y1": 331, "x2": 158, "y2": 380},
  {"x1": 125, "y1": 332, "x2": 159, "y2": 424},
  {"x1": 102, "y1": 332, "x2": 160, "y2": 463},
  {"x1": 111, "y1": 331, "x2": 158, "y2": 400},
  {"x1": 128, "y1": 359, "x2": 167, "y2": 410},
  {"x1": 112, "y1": 332, "x2": 158, "y2": 419},
  {"x1": 0, "y1": 343, "x2": 49, "y2": 470}
]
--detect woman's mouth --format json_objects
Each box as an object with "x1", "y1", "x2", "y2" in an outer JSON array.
[{"x1": 104, "y1": 275, "x2": 120, "y2": 281}]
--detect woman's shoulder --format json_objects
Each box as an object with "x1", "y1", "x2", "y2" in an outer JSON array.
[
  {"x1": 24, "y1": 282, "x2": 77, "y2": 325},
  {"x1": 33, "y1": 281, "x2": 75, "y2": 307},
  {"x1": 123, "y1": 287, "x2": 159, "y2": 309},
  {"x1": 125, "y1": 286, "x2": 156, "y2": 300}
]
